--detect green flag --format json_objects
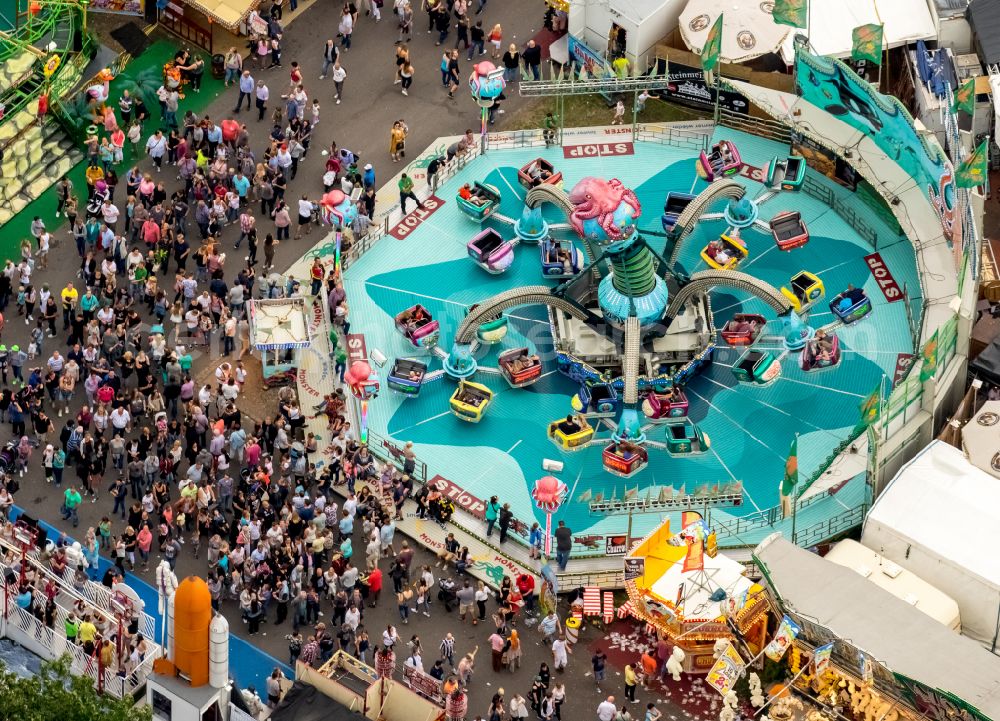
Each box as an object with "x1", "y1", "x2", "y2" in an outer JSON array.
[
  {"x1": 851, "y1": 23, "x2": 884, "y2": 65},
  {"x1": 859, "y1": 383, "x2": 883, "y2": 426},
  {"x1": 956, "y1": 140, "x2": 989, "y2": 188},
  {"x1": 773, "y1": 0, "x2": 808, "y2": 28},
  {"x1": 701, "y1": 13, "x2": 724, "y2": 74},
  {"x1": 919, "y1": 329, "x2": 939, "y2": 382},
  {"x1": 953, "y1": 78, "x2": 975, "y2": 115},
  {"x1": 780, "y1": 436, "x2": 798, "y2": 497}
]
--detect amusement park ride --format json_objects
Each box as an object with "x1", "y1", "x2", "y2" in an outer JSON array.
[{"x1": 384, "y1": 137, "x2": 877, "y2": 483}]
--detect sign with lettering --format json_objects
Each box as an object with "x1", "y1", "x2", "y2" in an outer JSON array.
[
  {"x1": 624, "y1": 557, "x2": 645, "y2": 581},
  {"x1": 564, "y1": 142, "x2": 635, "y2": 159},
  {"x1": 427, "y1": 474, "x2": 487, "y2": 518},
  {"x1": 864, "y1": 253, "x2": 903, "y2": 302},
  {"x1": 345, "y1": 333, "x2": 368, "y2": 363},
  {"x1": 605, "y1": 534, "x2": 628, "y2": 555},
  {"x1": 389, "y1": 195, "x2": 445, "y2": 240},
  {"x1": 893, "y1": 353, "x2": 914, "y2": 387}
]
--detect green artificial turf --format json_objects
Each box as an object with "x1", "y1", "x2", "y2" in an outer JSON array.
[{"x1": 0, "y1": 38, "x2": 226, "y2": 261}]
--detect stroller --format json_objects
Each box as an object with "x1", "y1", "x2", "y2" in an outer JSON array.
[{"x1": 437, "y1": 578, "x2": 458, "y2": 612}]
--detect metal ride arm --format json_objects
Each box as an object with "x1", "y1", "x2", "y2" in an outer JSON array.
[
  {"x1": 663, "y1": 270, "x2": 792, "y2": 323},
  {"x1": 667, "y1": 180, "x2": 748, "y2": 267},
  {"x1": 622, "y1": 316, "x2": 641, "y2": 405}
]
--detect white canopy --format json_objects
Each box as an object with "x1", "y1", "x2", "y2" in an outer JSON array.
[
  {"x1": 649, "y1": 549, "x2": 754, "y2": 620},
  {"x1": 862, "y1": 441, "x2": 1000, "y2": 647},
  {"x1": 778, "y1": 0, "x2": 936, "y2": 63},
  {"x1": 962, "y1": 399, "x2": 1000, "y2": 478},
  {"x1": 679, "y1": 0, "x2": 792, "y2": 63}
]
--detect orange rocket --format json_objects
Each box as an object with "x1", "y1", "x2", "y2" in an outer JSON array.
[{"x1": 154, "y1": 576, "x2": 212, "y2": 687}]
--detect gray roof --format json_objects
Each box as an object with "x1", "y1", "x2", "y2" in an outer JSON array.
[
  {"x1": 753, "y1": 536, "x2": 1000, "y2": 719},
  {"x1": 935, "y1": 0, "x2": 968, "y2": 17},
  {"x1": 968, "y1": 0, "x2": 1000, "y2": 64}
]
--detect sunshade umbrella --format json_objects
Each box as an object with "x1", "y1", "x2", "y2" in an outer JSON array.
[
  {"x1": 679, "y1": 0, "x2": 794, "y2": 64},
  {"x1": 961, "y1": 400, "x2": 1000, "y2": 479}
]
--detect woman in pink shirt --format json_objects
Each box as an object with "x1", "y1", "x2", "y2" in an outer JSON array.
[
  {"x1": 245, "y1": 438, "x2": 261, "y2": 467},
  {"x1": 272, "y1": 201, "x2": 291, "y2": 240},
  {"x1": 138, "y1": 174, "x2": 155, "y2": 207},
  {"x1": 137, "y1": 524, "x2": 153, "y2": 568}
]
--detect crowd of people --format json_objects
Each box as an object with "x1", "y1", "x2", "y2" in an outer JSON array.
[{"x1": 0, "y1": 0, "x2": 701, "y2": 718}]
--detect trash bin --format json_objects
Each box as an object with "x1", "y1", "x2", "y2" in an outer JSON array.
[
  {"x1": 211, "y1": 53, "x2": 225, "y2": 80},
  {"x1": 564, "y1": 615, "x2": 581, "y2": 646}
]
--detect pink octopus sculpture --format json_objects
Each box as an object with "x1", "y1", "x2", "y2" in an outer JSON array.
[
  {"x1": 567, "y1": 177, "x2": 642, "y2": 241},
  {"x1": 532, "y1": 475, "x2": 567, "y2": 512}
]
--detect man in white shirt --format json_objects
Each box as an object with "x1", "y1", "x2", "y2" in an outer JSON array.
[
  {"x1": 596, "y1": 697, "x2": 618, "y2": 721},
  {"x1": 110, "y1": 406, "x2": 132, "y2": 436},
  {"x1": 295, "y1": 196, "x2": 315, "y2": 239}
]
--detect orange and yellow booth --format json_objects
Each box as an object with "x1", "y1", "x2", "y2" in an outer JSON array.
[{"x1": 623, "y1": 514, "x2": 769, "y2": 673}]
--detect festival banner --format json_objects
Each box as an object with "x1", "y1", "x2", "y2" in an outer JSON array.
[
  {"x1": 780, "y1": 436, "x2": 797, "y2": 497},
  {"x1": 682, "y1": 538, "x2": 705, "y2": 572},
  {"x1": 851, "y1": 24, "x2": 884, "y2": 65},
  {"x1": 701, "y1": 13, "x2": 724, "y2": 74},
  {"x1": 764, "y1": 615, "x2": 801, "y2": 661},
  {"x1": 772, "y1": 0, "x2": 807, "y2": 28},
  {"x1": 706, "y1": 641, "x2": 746, "y2": 695},
  {"x1": 859, "y1": 383, "x2": 883, "y2": 426},
  {"x1": 813, "y1": 642, "x2": 834, "y2": 675},
  {"x1": 919, "y1": 329, "x2": 939, "y2": 382},
  {"x1": 956, "y1": 140, "x2": 989, "y2": 188},
  {"x1": 953, "y1": 78, "x2": 976, "y2": 116}
]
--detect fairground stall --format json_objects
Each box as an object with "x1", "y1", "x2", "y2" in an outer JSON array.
[
  {"x1": 247, "y1": 298, "x2": 312, "y2": 388},
  {"x1": 623, "y1": 513, "x2": 768, "y2": 673},
  {"x1": 748, "y1": 535, "x2": 1000, "y2": 721}
]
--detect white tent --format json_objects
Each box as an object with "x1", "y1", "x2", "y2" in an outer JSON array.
[
  {"x1": 778, "y1": 0, "x2": 936, "y2": 63},
  {"x1": 862, "y1": 441, "x2": 1000, "y2": 650},
  {"x1": 962, "y1": 399, "x2": 1000, "y2": 479},
  {"x1": 679, "y1": 0, "x2": 793, "y2": 64},
  {"x1": 649, "y1": 549, "x2": 754, "y2": 619},
  {"x1": 989, "y1": 74, "x2": 1000, "y2": 150}
]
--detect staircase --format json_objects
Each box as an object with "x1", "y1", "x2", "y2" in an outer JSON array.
[{"x1": 0, "y1": 100, "x2": 82, "y2": 226}]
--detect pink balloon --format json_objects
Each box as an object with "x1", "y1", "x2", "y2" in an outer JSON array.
[
  {"x1": 475, "y1": 60, "x2": 497, "y2": 75},
  {"x1": 322, "y1": 189, "x2": 346, "y2": 208}
]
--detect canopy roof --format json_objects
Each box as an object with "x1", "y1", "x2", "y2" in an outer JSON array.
[
  {"x1": 962, "y1": 400, "x2": 1000, "y2": 479},
  {"x1": 187, "y1": 0, "x2": 256, "y2": 31},
  {"x1": 248, "y1": 297, "x2": 312, "y2": 350},
  {"x1": 778, "y1": 0, "x2": 936, "y2": 62},
  {"x1": 865, "y1": 441, "x2": 1000, "y2": 589},
  {"x1": 754, "y1": 536, "x2": 1000, "y2": 721},
  {"x1": 679, "y1": 0, "x2": 792, "y2": 64}
]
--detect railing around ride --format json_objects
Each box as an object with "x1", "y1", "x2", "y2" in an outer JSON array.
[
  {"x1": 486, "y1": 128, "x2": 546, "y2": 150},
  {"x1": 365, "y1": 428, "x2": 429, "y2": 483},
  {"x1": 635, "y1": 124, "x2": 711, "y2": 152},
  {"x1": 801, "y1": 174, "x2": 880, "y2": 248},
  {"x1": 2, "y1": 581, "x2": 158, "y2": 698},
  {"x1": 718, "y1": 107, "x2": 792, "y2": 144},
  {"x1": 793, "y1": 504, "x2": 868, "y2": 547},
  {"x1": 342, "y1": 146, "x2": 482, "y2": 270}
]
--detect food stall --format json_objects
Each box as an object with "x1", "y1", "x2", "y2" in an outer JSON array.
[
  {"x1": 247, "y1": 297, "x2": 312, "y2": 386},
  {"x1": 624, "y1": 514, "x2": 768, "y2": 673}
]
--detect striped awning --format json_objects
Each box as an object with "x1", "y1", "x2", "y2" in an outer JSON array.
[{"x1": 186, "y1": 0, "x2": 255, "y2": 32}]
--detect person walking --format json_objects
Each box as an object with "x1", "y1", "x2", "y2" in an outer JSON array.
[
  {"x1": 396, "y1": 1, "x2": 413, "y2": 43},
  {"x1": 446, "y1": 50, "x2": 460, "y2": 98},
  {"x1": 320, "y1": 39, "x2": 339, "y2": 79},
  {"x1": 399, "y1": 62, "x2": 414, "y2": 95},
  {"x1": 502, "y1": 43, "x2": 520, "y2": 83},
  {"x1": 523, "y1": 39, "x2": 542, "y2": 80},
  {"x1": 612, "y1": 99, "x2": 625, "y2": 125},
  {"x1": 592, "y1": 649, "x2": 608, "y2": 692},
  {"x1": 332, "y1": 61, "x2": 347, "y2": 104},
  {"x1": 398, "y1": 173, "x2": 423, "y2": 213},
  {"x1": 234, "y1": 70, "x2": 255, "y2": 112},
  {"x1": 554, "y1": 520, "x2": 572, "y2": 570},
  {"x1": 145, "y1": 130, "x2": 167, "y2": 172},
  {"x1": 390, "y1": 121, "x2": 407, "y2": 162},
  {"x1": 339, "y1": 6, "x2": 354, "y2": 49},
  {"x1": 597, "y1": 697, "x2": 618, "y2": 721},
  {"x1": 224, "y1": 47, "x2": 243, "y2": 86},
  {"x1": 624, "y1": 664, "x2": 638, "y2": 703},
  {"x1": 484, "y1": 495, "x2": 500, "y2": 536},
  {"x1": 255, "y1": 80, "x2": 270, "y2": 121}
]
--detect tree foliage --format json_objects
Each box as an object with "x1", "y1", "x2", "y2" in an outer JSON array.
[{"x1": 0, "y1": 654, "x2": 151, "y2": 721}]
